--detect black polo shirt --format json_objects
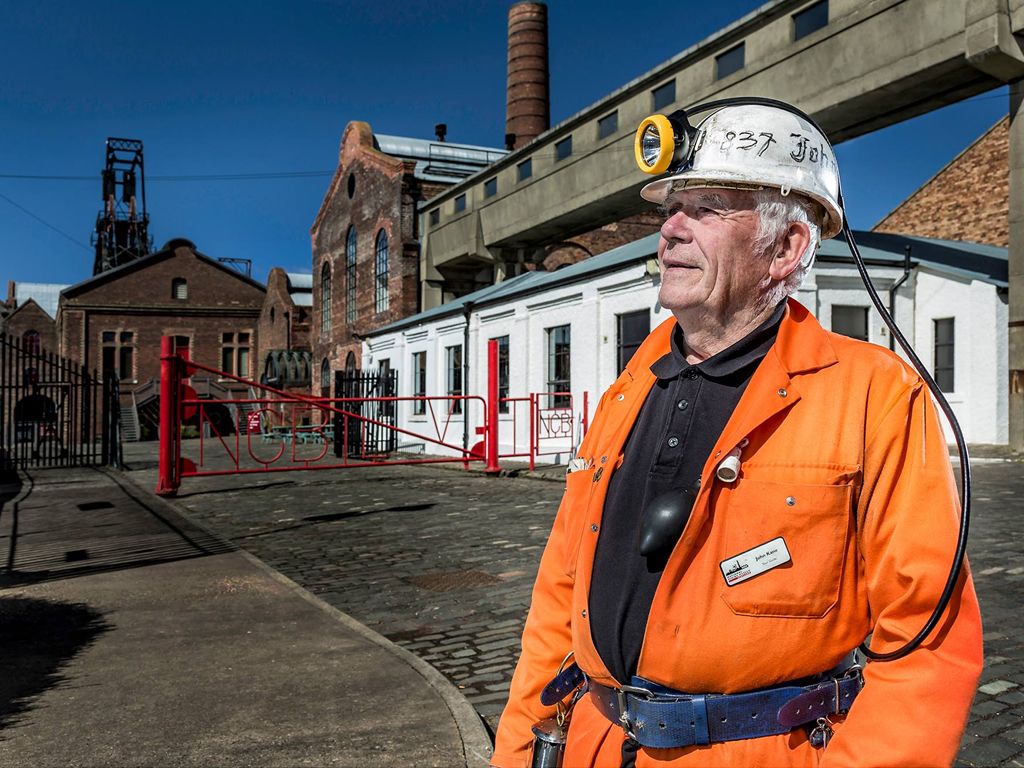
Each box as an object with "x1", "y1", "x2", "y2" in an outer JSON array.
[{"x1": 589, "y1": 301, "x2": 786, "y2": 684}]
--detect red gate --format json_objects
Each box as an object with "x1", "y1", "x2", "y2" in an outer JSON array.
[{"x1": 155, "y1": 338, "x2": 589, "y2": 495}]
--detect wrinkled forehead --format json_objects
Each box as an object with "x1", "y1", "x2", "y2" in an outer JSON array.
[{"x1": 663, "y1": 186, "x2": 756, "y2": 210}]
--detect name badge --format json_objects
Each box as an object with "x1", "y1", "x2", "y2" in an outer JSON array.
[{"x1": 720, "y1": 536, "x2": 791, "y2": 586}]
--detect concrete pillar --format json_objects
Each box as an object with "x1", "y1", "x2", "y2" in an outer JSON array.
[{"x1": 1008, "y1": 81, "x2": 1024, "y2": 450}]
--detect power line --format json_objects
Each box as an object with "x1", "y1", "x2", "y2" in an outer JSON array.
[
  {"x1": 0, "y1": 190, "x2": 92, "y2": 251},
  {"x1": 0, "y1": 171, "x2": 335, "y2": 181}
]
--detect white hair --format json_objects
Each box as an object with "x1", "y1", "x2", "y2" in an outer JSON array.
[{"x1": 752, "y1": 189, "x2": 823, "y2": 308}]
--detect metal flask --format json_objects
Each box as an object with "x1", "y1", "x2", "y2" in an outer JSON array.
[{"x1": 531, "y1": 717, "x2": 568, "y2": 768}]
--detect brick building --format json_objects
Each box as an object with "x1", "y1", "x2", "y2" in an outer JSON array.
[
  {"x1": 1, "y1": 281, "x2": 68, "y2": 356},
  {"x1": 258, "y1": 268, "x2": 312, "y2": 393},
  {"x1": 310, "y1": 121, "x2": 505, "y2": 388},
  {"x1": 56, "y1": 238, "x2": 266, "y2": 437},
  {"x1": 874, "y1": 117, "x2": 1008, "y2": 246}
]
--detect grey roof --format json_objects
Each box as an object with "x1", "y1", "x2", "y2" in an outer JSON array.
[
  {"x1": 368, "y1": 229, "x2": 1008, "y2": 338},
  {"x1": 368, "y1": 234, "x2": 661, "y2": 336},
  {"x1": 286, "y1": 272, "x2": 313, "y2": 290},
  {"x1": 285, "y1": 272, "x2": 313, "y2": 306},
  {"x1": 819, "y1": 231, "x2": 1007, "y2": 287},
  {"x1": 376, "y1": 134, "x2": 507, "y2": 183},
  {"x1": 14, "y1": 282, "x2": 70, "y2": 319}
]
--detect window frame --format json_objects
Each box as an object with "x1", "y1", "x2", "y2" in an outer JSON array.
[
  {"x1": 517, "y1": 158, "x2": 532, "y2": 182},
  {"x1": 934, "y1": 317, "x2": 955, "y2": 393},
  {"x1": 454, "y1": 194, "x2": 466, "y2": 213},
  {"x1": 412, "y1": 350, "x2": 427, "y2": 415},
  {"x1": 320, "y1": 261, "x2": 332, "y2": 335},
  {"x1": 171, "y1": 277, "x2": 188, "y2": 300},
  {"x1": 616, "y1": 310, "x2": 650, "y2": 372},
  {"x1": 555, "y1": 136, "x2": 573, "y2": 162},
  {"x1": 652, "y1": 80, "x2": 676, "y2": 111},
  {"x1": 492, "y1": 335, "x2": 510, "y2": 414},
  {"x1": 597, "y1": 110, "x2": 618, "y2": 140},
  {"x1": 446, "y1": 344, "x2": 463, "y2": 415},
  {"x1": 346, "y1": 227, "x2": 358, "y2": 324},
  {"x1": 483, "y1": 177, "x2": 498, "y2": 198},
  {"x1": 374, "y1": 229, "x2": 389, "y2": 314},
  {"x1": 831, "y1": 305, "x2": 869, "y2": 342},
  {"x1": 793, "y1": 0, "x2": 828, "y2": 41},
  {"x1": 545, "y1": 325, "x2": 571, "y2": 408},
  {"x1": 715, "y1": 42, "x2": 746, "y2": 80}
]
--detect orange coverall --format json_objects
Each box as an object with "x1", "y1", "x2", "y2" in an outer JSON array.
[{"x1": 492, "y1": 299, "x2": 983, "y2": 768}]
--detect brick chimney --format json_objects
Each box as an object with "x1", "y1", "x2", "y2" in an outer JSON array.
[{"x1": 505, "y1": 2, "x2": 549, "y2": 150}]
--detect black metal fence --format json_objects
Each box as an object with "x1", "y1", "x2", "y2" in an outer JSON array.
[
  {"x1": 333, "y1": 369, "x2": 398, "y2": 458},
  {"x1": 0, "y1": 332, "x2": 120, "y2": 470}
]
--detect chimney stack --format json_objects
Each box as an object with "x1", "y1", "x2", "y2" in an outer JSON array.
[{"x1": 506, "y1": 2, "x2": 549, "y2": 150}]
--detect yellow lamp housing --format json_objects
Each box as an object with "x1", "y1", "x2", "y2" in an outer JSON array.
[{"x1": 634, "y1": 114, "x2": 676, "y2": 175}]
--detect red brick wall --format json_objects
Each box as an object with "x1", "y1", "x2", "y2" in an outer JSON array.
[
  {"x1": 2, "y1": 300, "x2": 58, "y2": 353},
  {"x1": 873, "y1": 117, "x2": 1008, "y2": 246},
  {"x1": 310, "y1": 122, "x2": 428, "y2": 383},
  {"x1": 543, "y1": 212, "x2": 663, "y2": 270},
  {"x1": 58, "y1": 245, "x2": 265, "y2": 397}
]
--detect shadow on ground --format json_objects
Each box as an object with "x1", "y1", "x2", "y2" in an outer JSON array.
[{"x1": 0, "y1": 595, "x2": 111, "y2": 732}]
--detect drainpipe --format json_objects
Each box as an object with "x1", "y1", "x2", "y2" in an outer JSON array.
[
  {"x1": 888, "y1": 245, "x2": 912, "y2": 351},
  {"x1": 462, "y1": 300, "x2": 473, "y2": 453}
]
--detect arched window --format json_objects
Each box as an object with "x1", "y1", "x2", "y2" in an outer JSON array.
[
  {"x1": 172, "y1": 277, "x2": 188, "y2": 300},
  {"x1": 320, "y1": 358, "x2": 331, "y2": 395},
  {"x1": 375, "y1": 229, "x2": 389, "y2": 314},
  {"x1": 21, "y1": 330, "x2": 41, "y2": 355},
  {"x1": 345, "y1": 351, "x2": 357, "y2": 372},
  {"x1": 320, "y1": 262, "x2": 332, "y2": 336},
  {"x1": 346, "y1": 227, "x2": 358, "y2": 324}
]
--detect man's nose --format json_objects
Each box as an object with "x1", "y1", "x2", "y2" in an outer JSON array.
[{"x1": 661, "y1": 209, "x2": 692, "y2": 243}]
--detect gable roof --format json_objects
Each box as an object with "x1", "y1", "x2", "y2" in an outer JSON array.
[
  {"x1": 62, "y1": 239, "x2": 267, "y2": 298},
  {"x1": 13, "y1": 282, "x2": 70, "y2": 319}
]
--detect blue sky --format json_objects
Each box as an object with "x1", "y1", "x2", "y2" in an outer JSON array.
[{"x1": 0, "y1": 0, "x2": 1009, "y2": 287}]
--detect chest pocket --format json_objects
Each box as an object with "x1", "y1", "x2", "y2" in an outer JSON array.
[
  {"x1": 562, "y1": 466, "x2": 598, "y2": 578},
  {"x1": 718, "y1": 476, "x2": 854, "y2": 619}
]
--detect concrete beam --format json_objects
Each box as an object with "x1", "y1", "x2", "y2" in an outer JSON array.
[
  {"x1": 422, "y1": 0, "x2": 1010, "y2": 305},
  {"x1": 965, "y1": 0, "x2": 1024, "y2": 81}
]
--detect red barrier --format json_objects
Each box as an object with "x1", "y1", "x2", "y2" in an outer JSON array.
[
  {"x1": 486, "y1": 339, "x2": 500, "y2": 475},
  {"x1": 155, "y1": 336, "x2": 181, "y2": 496}
]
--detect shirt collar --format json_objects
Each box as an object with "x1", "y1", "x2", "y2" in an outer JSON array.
[{"x1": 650, "y1": 300, "x2": 787, "y2": 381}]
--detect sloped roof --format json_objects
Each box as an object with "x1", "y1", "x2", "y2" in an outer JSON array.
[
  {"x1": 14, "y1": 282, "x2": 70, "y2": 319},
  {"x1": 368, "y1": 229, "x2": 1007, "y2": 338},
  {"x1": 62, "y1": 239, "x2": 267, "y2": 298},
  {"x1": 285, "y1": 271, "x2": 313, "y2": 306}
]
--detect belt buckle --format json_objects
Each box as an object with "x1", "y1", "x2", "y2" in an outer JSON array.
[{"x1": 615, "y1": 684, "x2": 652, "y2": 739}]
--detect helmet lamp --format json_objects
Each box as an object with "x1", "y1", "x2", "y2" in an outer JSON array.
[{"x1": 634, "y1": 113, "x2": 691, "y2": 175}]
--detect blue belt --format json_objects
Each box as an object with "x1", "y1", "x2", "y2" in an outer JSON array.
[{"x1": 542, "y1": 663, "x2": 863, "y2": 750}]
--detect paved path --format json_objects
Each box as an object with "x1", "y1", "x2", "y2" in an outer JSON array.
[
  {"x1": 123, "y1": 443, "x2": 1024, "y2": 765},
  {"x1": 0, "y1": 465, "x2": 490, "y2": 767}
]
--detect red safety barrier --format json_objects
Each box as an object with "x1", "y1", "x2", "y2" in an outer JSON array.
[{"x1": 155, "y1": 335, "x2": 593, "y2": 494}]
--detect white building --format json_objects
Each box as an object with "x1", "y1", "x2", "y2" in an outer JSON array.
[{"x1": 362, "y1": 230, "x2": 1007, "y2": 458}]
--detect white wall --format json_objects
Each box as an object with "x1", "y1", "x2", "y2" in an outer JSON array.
[{"x1": 365, "y1": 259, "x2": 1007, "y2": 457}]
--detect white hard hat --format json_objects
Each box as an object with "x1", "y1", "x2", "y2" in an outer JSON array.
[{"x1": 638, "y1": 104, "x2": 844, "y2": 239}]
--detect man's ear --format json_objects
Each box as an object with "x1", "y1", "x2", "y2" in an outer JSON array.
[{"x1": 768, "y1": 221, "x2": 812, "y2": 281}]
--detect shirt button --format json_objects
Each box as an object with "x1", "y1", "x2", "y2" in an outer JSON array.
[
  {"x1": 677, "y1": 399, "x2": 689, "y2": 411},
  {"x1": 616, "y1": 394, "x2": 625, "y2": 401},
  {"x1": 686, "y1": 370, "x2": 699, "y2": 380},
  {"x1": 667, "y1": 436, "x2": 680, "y2": 448}
]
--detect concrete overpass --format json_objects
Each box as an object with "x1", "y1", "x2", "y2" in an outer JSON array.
[{"x1": 420, "y1": 0, "x2": 1024, "y2": 447}]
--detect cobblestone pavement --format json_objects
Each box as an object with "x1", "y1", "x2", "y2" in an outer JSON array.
[{"x1": 124, "y1": 444, "x2": 1024, "y2": 764}]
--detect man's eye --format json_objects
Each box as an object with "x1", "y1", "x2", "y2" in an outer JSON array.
[
  {"x1": 666, "y1": 206, "x2": 682, "y2": 217},
  {"x1": 697, "y1": 206, "x2": 715, "y2": 215}
]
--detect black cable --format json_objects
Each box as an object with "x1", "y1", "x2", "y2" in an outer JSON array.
[
  {"x1": 843, "y1": 221, "x2": 971, "y2": 662},
  {"x1": 679, "y1": 96, "x2": 972, "y2": 662}
]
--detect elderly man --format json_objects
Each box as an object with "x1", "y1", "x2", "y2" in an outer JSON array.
[{"x1": 491, "y1": 103, "x2": 982, "y2": 768}]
